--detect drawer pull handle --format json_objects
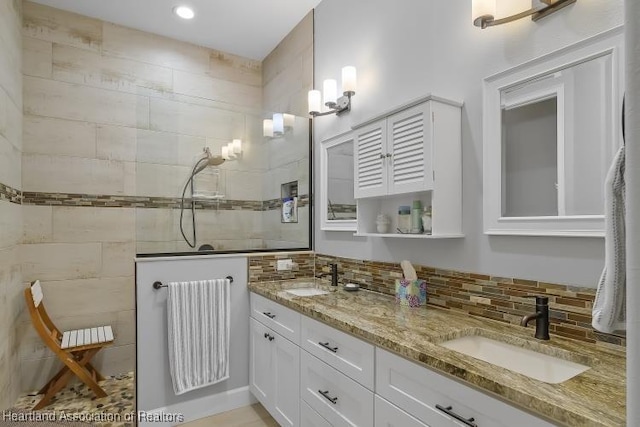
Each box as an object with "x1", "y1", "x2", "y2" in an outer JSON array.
[
  {"x1": 263, "y1": 312, "x2": 276, "y2": 319},
  {"x1": 318, "y1": 390, "x2": 338, "y2": 405},
  {"x1": 436, "y1": 404, "x2": 477, "y2": 427},
  {"x1": 318, "y1": 342, "x2": 338, "y2": 353},
  {"x1": 263, "y1": 333, "x2": 274, "y2": 341}
]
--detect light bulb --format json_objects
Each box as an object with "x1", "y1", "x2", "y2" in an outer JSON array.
[
  {"x1": 226, "y1": 142, "x2": 236, "y2": 159},
  {"x1": 221, "y1": 145, "x2": 229, "y2": 160},
  {"x1": 283, "y1": 114, "x2": 295, "y2": 129},
  {"x1": 323, "y1": 79, "x2": 338, "y2": 106},
  {"x1": 273, "y1": 113, "x2": 284, "y2": 135},
  {"x1": 173, "y1": 5, "x2": 195, "y2": 20},
  {"x1": 263, "y1": 119, "x2": 274, "y2": 138},
  {"x1": 342, "y1": 66, "x2": 357, "y2": 95},
  {"x1": 472, "y1": 0, "x2": 496, "y2": 25},
  {"x1": 232, "y1": 139, "x2": 242, "y2": 154},
  {"x1": 308, "y1": 90, "x2": 322, "y2": 114}
]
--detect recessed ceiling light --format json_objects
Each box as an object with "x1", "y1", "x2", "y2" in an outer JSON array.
[{"x1": 173, "y1": 5, "x2": 195, "y2": 20}]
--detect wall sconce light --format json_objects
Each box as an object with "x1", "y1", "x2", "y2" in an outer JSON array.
[
  {"x1": 308, "y1": 66, "x2": 357, "y2": 117},
  {"x1": 263, "y1": 114, "x2": 295, "y2": 138},
  {"x1": 472, "y1": 0, "x2": 576, "y2": 29},
  {"x1": 221, "y1": 139, "x2": 242, "y2": 160}
]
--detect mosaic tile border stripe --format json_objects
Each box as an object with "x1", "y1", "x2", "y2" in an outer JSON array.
[
  {"x1": 21, "y1": 191, "x2": 311, "y2": 211},
  {"x1": 0, "y1": 182, "x2": 22, "y2": 204},
  {"x1": 314, "y1": 253, "x2": 625, "y2": 349},
  {"x1": 248, "y1": 252, "x2": 315, "y2": 282}
]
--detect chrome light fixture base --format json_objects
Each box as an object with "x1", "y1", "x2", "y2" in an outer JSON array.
[
  {"x1": 311, "y1": 93, "x2": 353, "y2": 117},
  {"x1": 474, "y1": 0, "x2": 577, "y2": 29}
]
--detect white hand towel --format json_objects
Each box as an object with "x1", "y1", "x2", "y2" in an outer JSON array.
[
  {"x1": 167, "y1": 279, "x2": 230, "y2": 395},
  {"x1": 592, "y1": 146, "x2": 626, "y2": 333}
]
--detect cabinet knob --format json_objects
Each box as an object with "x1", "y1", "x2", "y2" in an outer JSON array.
[
  {"x1": 379, "y1": 153, "x2": 386, "y2": 159},
  {"x1": 386, "y1": 153, "x2": 392, "y2": 158}
]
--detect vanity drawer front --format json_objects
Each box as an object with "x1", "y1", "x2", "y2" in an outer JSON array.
[
  {"x1": 301, "y1": 401, "x2": 332, "y2": 427},
  {"x1": 250, "y1": 293, "x2": 300, "y2": 345},
  {"x1": 301, "y1": 350, "x2": 374, "y2": 427},
  {"x1": 376, "y1": 348, "x2": 554, "y2": 427},
  {"x1": 301, "y1": 316, "x2": 375, "y2": 390},
  {"x1": 375, "y1": 395, "x2": 429, "y2": 427}
]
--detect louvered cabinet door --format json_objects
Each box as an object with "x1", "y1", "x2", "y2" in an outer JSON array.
[
  {"x1": 387, "y1": 103, "x2": 434, "y2": 195},
  {"x1": 354, "y1": 121, "x2": 388, "y2": 198}
]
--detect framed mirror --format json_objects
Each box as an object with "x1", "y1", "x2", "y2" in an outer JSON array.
[
  {"x1": 483, "y1": 27, "x2": 624, "y2": 237},
  {"x1": 320, "y1": 131, "x2": 357, "y2": 231}
]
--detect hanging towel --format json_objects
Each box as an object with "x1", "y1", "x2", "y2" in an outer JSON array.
[
  {"x1": 592, "y1": 146, "x2": 626, "y2": 333},
  {"x1": 167, "y1": 279, "x2": 230, "y2": 395}
]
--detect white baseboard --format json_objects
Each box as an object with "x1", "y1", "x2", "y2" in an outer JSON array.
[{"x1": 139, "y1": 386, "x2": 257, "y2": 427}]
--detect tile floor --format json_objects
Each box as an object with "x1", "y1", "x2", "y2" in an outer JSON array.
[
  {"x1": 180, "y1": 404, "x2": 278, "y2": 427},
  {"x1": 11, "y1": 372, "x2": 135, "y2": 427}
]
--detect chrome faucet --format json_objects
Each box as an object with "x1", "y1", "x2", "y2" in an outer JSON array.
[
  {"x1": 316, "y1": 263, "x2": 339, "y2": 286},
  {"x1": 520, "y1": 296, "x2": 550, "y2": 340}
]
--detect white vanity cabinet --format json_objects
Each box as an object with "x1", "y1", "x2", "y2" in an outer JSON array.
[
  {"x1": 353, "y1": 95, "x2": 463, "y2": 238},
  {"x1": 249, "y1": 293, "x2": 301, "y2": 427},
  {"x1": 376, "y1": 348, "x2": 555, "y2": 427}
]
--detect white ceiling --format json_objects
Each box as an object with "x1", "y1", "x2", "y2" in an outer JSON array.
[{"x1": 30, "y1": 0, "x2": 321, "y2": 60}]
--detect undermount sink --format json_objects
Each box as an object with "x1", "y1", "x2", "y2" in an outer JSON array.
[
  {"x1": 285, "y1": 288, "x2": 330, "y2": 297},
  {"x1": 440, "y1": 334, "x2": 590, "y2": 384}
]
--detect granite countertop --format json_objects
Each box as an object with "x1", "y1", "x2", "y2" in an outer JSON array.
[{"x1": 248, "y1": 278, "x2": 626, "y2": 427}]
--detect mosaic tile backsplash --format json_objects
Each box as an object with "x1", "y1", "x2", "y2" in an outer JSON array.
[
  {"x1": 248, "y1": 252, "x2": 315, "y2": 282},
  {"x1": 314, "y1": 254, "x2": 624, "y2": 349}
]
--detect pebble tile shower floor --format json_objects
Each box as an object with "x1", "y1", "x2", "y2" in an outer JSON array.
[{"x1": 10, "y1": 372, "x2": 135, "y2": 427}]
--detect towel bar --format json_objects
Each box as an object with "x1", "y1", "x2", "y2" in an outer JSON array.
[{"x1": 153, "y1": 276, "x2": 234, "y2": 290}]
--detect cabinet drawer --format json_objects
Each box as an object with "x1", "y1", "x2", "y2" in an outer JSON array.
[
  {"x1": 376, "y1": 348, "x2": 554, "y2": 427},
  {"x1": 250, "y1": 293, "x2": 301, "y2": 345},
  {"x1": 301, "y1": 351, "x2": 374, "y2": 427},
  {"x1": 301, "y1": 316, "x2": 375, "y2": 390},
  {"x1": 301, "y1": 401, "x2": 332, "y2": 427},
  {"x1": 375, "y1": 395, "x2": 429, "y2": 427}
]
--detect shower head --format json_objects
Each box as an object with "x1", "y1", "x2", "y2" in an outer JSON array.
[{"x1": 192, "y1": 149, "x2": 225, "y2": 175}]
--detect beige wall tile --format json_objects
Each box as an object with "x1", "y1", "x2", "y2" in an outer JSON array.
[
  {"x1": 0, "y1": 19, "x2": 22, "y2": 108},
  {"x1": 137, "y1": 94, "x2": 150, "y2": 129},
  {"x1": 52, "y1": 43, "x2": 173, "y2": 94},
  {"x1": 123, "y1": 161, "x2": 137, "y2": 196},
  {"x1": 262, "y1": 11, "x2": 313, "y2": 85},
  {"x1": 22, "y1": 36, "x2": 52, "y2": 79},
  {"x1": 23, "y1": 205, "x2": 53, "y2": 244},
  {"x1": 23, "y1": 115, "x2": 96, "y2": 158},
  {"x1": 225, "y1": 170, "x2": 263, "y2": 200},
  {"x1": 23, "y1": 1, "x2": 102, "y2": 52},
  {"x1": 115, "y1": 310, "x2": 135, "y2": 346},
  {"x1": 21, "y1": 242, "x2": 102, "y2": 282},
  {"x1": 40, "y1": 276, "x2": 134, "y2": 317},
  {"x1": 101, "y1": 242, "x2": 135, "y2": 278},
  {"x1": 22, "y1": 153, "x2": 127, "y2": 194},
  {"x1": 96, "y1": 125, "x2": 137, "y2": 162},
  {"x1": 24, "y1": 76, "x2": 141, "y2": 127},
  {"x1": 52, "y1": 206, "x2": 135, "y2": 243},
  {"x1": 136, "y1": 240, "x2": 177, "y2": 254},
  {"x1": 0, "y1": 86, "x2": 22, "y2": 151},
  {"x1": 92, "y1": 343, "x2": 135, "y2": 377},
  {"x1": 173, "y1": 70, "x2": 262, "y2": 108},
  {"x1": 149, "y1": 97, "x2": 245, "y2": 139},
  {"x1": 20, "y1": 354, "x2": 61, "y2": 393},
  {"x1": 136, "y1": 163, "x2": 189, "y2": 198},
  {"x1": 0, "y1": 134, "x2": 22, "y2": 189},
  {"x1": 136, "y1": 129, "x2": 179, "y2": 165},
  {"x1": 0, "y1": 202, "x2": 22, "y2": 250},
  {"x1": 136, "y1": 208, "x2": 177, "y2": 243},
  {"x1": 103, "y1": 22, "x2": 209, "y2": 74},
  {"x1": 209, "y1": 50, "x2": 262, "y2": 87}
]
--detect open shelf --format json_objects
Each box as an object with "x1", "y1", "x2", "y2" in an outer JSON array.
[{"x1": 354, "y1": 232, "x2": 464, "y2": 239}]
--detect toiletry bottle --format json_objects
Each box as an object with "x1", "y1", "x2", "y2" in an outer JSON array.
[
  {"x1": 411, "y1": 200, "x2": 423, "y2": 234},
  {"x1": 422, "y1": 206, "x2": 432, "y2": 234},
  {"x1": 397, "y1": 206, "x2": 411, "y2": 233}
]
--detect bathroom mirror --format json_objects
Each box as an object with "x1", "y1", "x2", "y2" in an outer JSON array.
[
  {"x1": 483, "y1": 28, "x2": 624, "y2": 237},
  {"x1": 320, "y1": 131, "x2": 357, "y2": 231}
]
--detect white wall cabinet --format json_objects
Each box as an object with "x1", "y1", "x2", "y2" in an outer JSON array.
[{"x1": 352, "y1": 95, "x2": 463, "y2": 238}]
